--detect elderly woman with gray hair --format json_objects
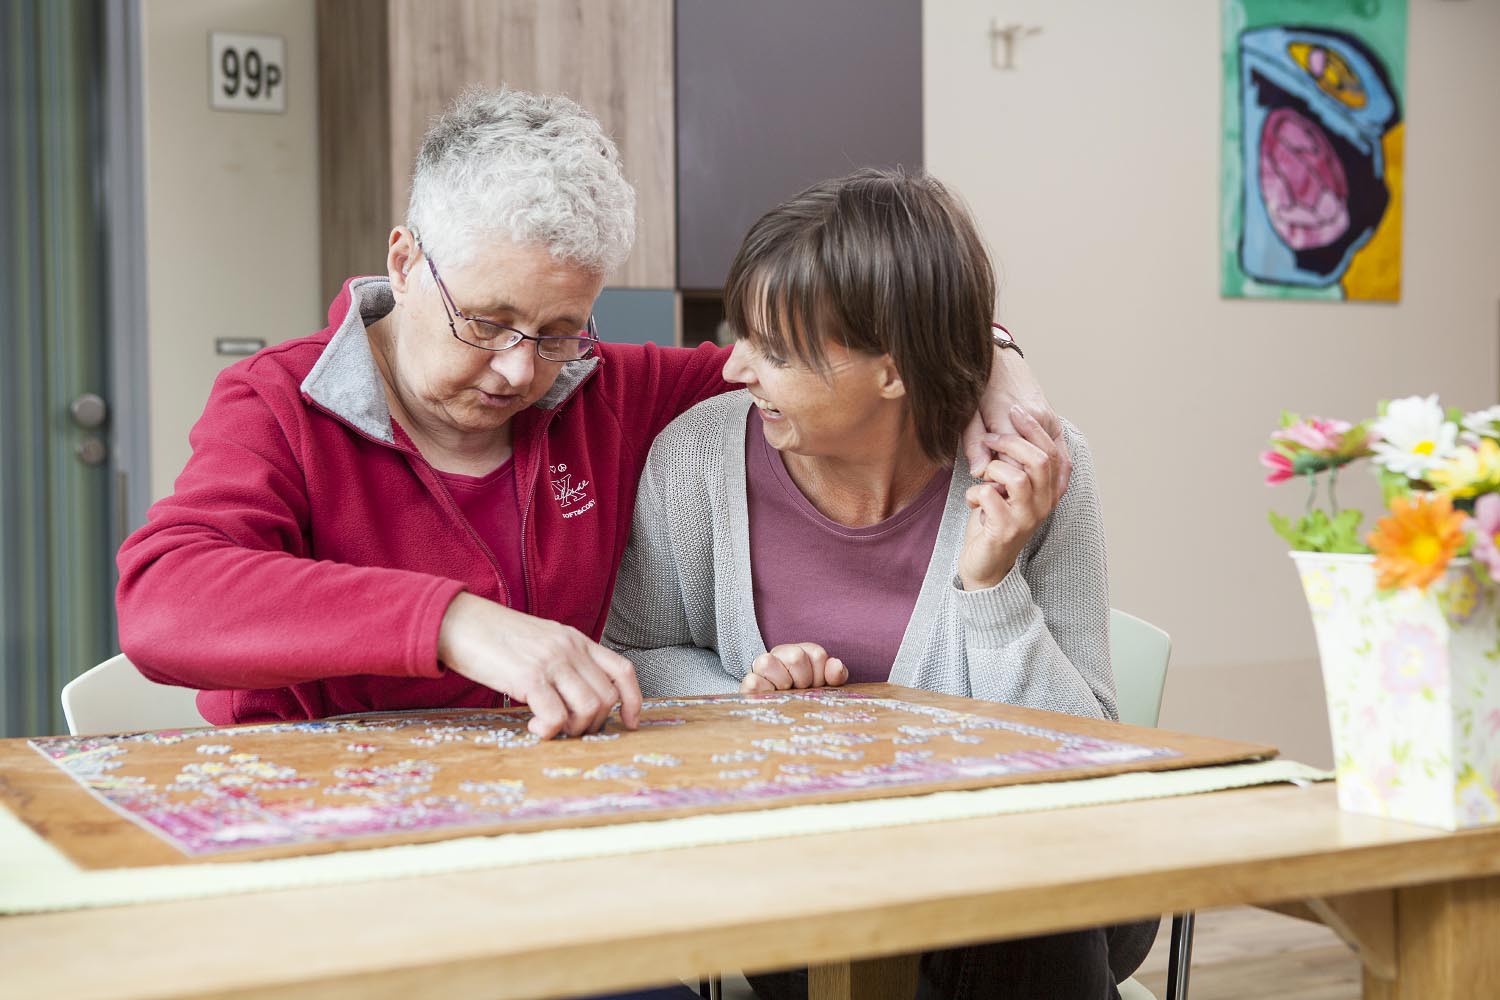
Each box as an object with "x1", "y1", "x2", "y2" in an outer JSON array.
[
  {"x1": 605, "y1": 169, "x2": 1156, "y2": 998},
  {"x1": 116, "y1": 90, "x2": 1051, "y2": 755}
]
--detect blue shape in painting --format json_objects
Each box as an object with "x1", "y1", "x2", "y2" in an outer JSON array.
[{"x1": 1238, "y1": 26, "x2": 1400, "y2": 288}]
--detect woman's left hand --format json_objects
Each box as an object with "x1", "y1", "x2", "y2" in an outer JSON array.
[{"x1": 958, "y1": 406, "x2": 1067, "y2": 591}]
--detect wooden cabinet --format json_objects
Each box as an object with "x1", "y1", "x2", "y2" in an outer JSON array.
[
  {"x1": 674, "y1": 0, "x2": 922, "y2": 292},
  {"x1": 316, "y1": 0, "x2": 674, "y2": 301},
  {"x1": 316, "y1": 0, "x2": 922, "y2": 344}
]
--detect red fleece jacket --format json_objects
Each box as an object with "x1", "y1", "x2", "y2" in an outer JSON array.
[{"x1": 116, "y1": 278, "x2": 730, "y2": 724}]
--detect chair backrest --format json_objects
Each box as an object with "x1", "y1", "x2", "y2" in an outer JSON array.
[
  {"x1": 1109, "y1": 608, "x2": 1172, "y2": 728},
  {"x1": 60, "y1": 653, "x2": 206, "y2": 735}
]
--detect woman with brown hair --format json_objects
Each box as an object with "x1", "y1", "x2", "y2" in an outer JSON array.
[{"x1": 606, "y1": 168, "x2": 1154, "y2": 998}]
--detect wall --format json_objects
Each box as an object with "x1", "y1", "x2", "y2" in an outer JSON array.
[
  {"x1": 925, "y1": 0, "x2": 1500, "y2": 764},
  {"x1": 140, "y1": 0, "x2": 321, "y2": 501}
]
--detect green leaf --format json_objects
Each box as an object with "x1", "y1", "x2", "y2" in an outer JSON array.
[
  {"x1": 1269, "y1": 508, "x2": 1369, "y2": 553},
  {"x1": 1379, "y1": 468, "x2": 1414, "y2": 506}
]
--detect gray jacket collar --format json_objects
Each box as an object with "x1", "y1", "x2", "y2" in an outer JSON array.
[{"x1": 300, "y1": 276, "x2": 599, "y2": 445}]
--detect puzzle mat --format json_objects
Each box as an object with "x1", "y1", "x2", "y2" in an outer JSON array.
[
  {"x1": 0, "y1": 759, "x2": 1331, "y2": 915},
  {"x1": 1, "y1": 684, "x2": 1277, "y2": 870}
]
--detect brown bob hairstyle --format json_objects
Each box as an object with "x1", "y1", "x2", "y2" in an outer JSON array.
[{"x1": 723, "y1": 167, "x2": 996, "y2": 464}]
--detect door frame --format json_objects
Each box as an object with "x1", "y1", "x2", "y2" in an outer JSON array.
[{"x1": 103, "y1": 0, "x2": 151, "y2": 554}]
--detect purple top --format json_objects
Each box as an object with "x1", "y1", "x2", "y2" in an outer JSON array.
[
  {"x1": 435, "y1": 458, "x2": 528, "y2": 613},
  {"x1": 745, "y1": 407, "x2": 948, "y2": 683}
]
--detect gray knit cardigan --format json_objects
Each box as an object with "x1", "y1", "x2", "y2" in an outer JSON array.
[{"x1": 604, "y1": 391, "x2": 1117, "y2": 721}]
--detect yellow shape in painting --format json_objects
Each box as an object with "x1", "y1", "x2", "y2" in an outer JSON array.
[
  {"x1": 1343, "y1": 123, "x2": 1404, "y2": 302},
  {"x1": 1288, "y1": 42, "x2": 1367, "y2": 108}
]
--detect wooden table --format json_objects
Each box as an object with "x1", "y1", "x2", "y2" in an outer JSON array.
[{"x1": 3, "y1": 781, "x2": 1497, "y2": 1000}]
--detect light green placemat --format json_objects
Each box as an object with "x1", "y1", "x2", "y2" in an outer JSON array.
[{"x1": 0, "y1": 759, "x2": 1329, "y2": 914}]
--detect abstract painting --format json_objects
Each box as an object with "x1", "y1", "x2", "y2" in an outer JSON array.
[{"x1": 1222, "y1": 0, "x2": 1407, "y2": 301}]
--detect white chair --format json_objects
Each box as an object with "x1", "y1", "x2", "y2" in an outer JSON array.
[
  {"x1": 1109, "y1": 609, "x2": 1171, "y2": 729},
  {"x1": 1109, "y1": 608, "x2": 1190, "y2": 1000},
  {"x1": 60, "y1": 652, "x2": 207, "y2": 735}
]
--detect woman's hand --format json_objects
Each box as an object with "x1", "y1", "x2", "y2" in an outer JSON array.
[
  {"x1": 437, "y1": 593, "x2": 642, "y2": 739},
  {"x1": 962, "y1": 343, "x2": 1072, "y2": 497},
  {"x1": 958, "y1": 406, "x2": 1067, "y2": 591},
  {"x1": 740, "y1": 642, "x2": 848, "y2": 694}
]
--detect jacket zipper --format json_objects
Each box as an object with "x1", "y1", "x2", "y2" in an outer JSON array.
[{"x1": 301, "y1": 353, "x2": 603, "y2": 711}]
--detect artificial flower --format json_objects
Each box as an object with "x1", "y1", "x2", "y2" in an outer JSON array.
[
  {"x1": 1428, "y1": 438, "x2": 1500, "y2": 499},
  {"x1": 1274, "y1": 417, "x2": 1351, "y2": 451},
  {"x1": 1259, "y1": 449, "x2": 1295, "y2": 485},
  {"x1": 1263, "y1": 414, "x2": 1374, "y2": 479},
  {"x1": 1370, "y1": 394, "x2": 1459, "y2": 480},
  {"x1": 1367, "y1": 493, "x2": 1467, "y2": 590},
  {"x1": 1467, "y1": 492, "x2": 1500, "y2": 584},
  {"x1": 1272, "y1": 416, "x2": 1372, "y2": 457},
  {"x1": 1461, "y1": 405, "x2": 1500, "y2": 442}
]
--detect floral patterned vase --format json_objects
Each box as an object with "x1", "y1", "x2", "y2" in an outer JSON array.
[{"x1": 1292, "y1": 552, "x2": 1500, "y2": 829}]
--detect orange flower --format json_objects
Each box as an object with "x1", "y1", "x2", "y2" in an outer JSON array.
[{"x1": 1368, "y1": 493, "x2": 1467, "y2": 590}]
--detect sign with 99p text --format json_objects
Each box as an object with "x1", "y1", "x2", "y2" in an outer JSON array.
[{"x1": 209, "y1": 32, "x2": 285, "y2": 113}]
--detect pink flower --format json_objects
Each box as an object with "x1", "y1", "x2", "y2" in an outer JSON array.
[
  {"x1": 1260, "y1": 449, "x2": 1295, "y2": 485},
  {"x1": 1274, "y1": 418, "x2": 1353, "y2": 452},
  {"x1": 1261, "y1": 415, "x2": 1374, "y2": 485},
  {"x1": 1467, "y1": 493, "x2": 1500, "y2": 584}
]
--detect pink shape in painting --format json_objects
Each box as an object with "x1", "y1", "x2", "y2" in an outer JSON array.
[{"x1": 1258, "y1": 107, "x2": 1350, "y2": 250}]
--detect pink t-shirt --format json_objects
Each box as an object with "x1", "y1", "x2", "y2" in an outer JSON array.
[
  {"x1": 745, "y1": 407, "x2": 948, "y2": 683},
  {"x1": 435, "y1": 458, "x2": 528, "y2": 614}
]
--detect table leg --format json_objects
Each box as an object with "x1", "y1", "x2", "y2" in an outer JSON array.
[
  {"x1": 1362, "y1": 875, "x2": 1500, "y2": 999},
  {"x1": 808, "y1": 954, "x2": 920, "y2": 1000}
]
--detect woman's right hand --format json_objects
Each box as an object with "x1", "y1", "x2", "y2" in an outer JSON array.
[
  {"x1": 437, "y1": 592, "x2": 642, "y2": 739},
  {"x1": 740, "y1": 642, "x2": 848, "y2": 694}
]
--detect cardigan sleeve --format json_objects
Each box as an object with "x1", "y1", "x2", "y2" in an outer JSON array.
[
  {"x1": 946, "y1": 425, "x2": 1117, "y2": 720},
  {"x1": 603, "y1": 451, "x2": 741, "y2": 697}
]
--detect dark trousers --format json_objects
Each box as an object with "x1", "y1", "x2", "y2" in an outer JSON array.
[{"x1": 748, "y1": 918, "x2": 1159, "y2": 1000}]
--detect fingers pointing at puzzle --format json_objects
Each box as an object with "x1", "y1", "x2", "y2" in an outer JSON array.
[
  {"x1": 742, "y1": 642, "x2": 848, "y2": 694},
  {"x1": 436, "y1": 593, "x2": 643, "y2": 739}
]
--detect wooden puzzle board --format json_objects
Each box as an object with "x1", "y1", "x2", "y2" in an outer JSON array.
[{"x1": 0, "y1": 684, "x2": 1275, "y2": 869}]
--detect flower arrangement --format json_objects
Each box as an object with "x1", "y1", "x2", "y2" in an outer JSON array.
[{"x1": 1262, "y1": 395, "x2": 1500, "y2": 591}]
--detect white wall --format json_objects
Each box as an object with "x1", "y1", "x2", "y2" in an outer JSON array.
[
  {"x1": 140, "y1": 0, "x2": 321, "y2": 501},
  {"x1": 925, "y1": 0, "x2": 1500, "y2": 764}
]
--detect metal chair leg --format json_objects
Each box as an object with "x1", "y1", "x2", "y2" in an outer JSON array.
[
  {"x1": 697, "y1": 975, "x2": 723, "y2": 1000},
  {"x1": 1165, "y1": 911, "x2": 1195, "y2": 1000}
]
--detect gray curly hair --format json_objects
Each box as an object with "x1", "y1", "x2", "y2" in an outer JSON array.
[{"x1": 406, "y1": 87, "x2": 636, "y2": 275}]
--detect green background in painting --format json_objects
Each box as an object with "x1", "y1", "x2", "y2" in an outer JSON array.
[{"x1": 1220, "y1": 0, "x2": 1408, "y2": 300}]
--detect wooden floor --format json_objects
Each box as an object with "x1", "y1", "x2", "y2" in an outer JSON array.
[
  {"x1": 709, "y1": 905, "x2": 1360, "y2": 999},
  {"x1": 1133, "y1": 906, "x2": 1359, "y2": 1000}
]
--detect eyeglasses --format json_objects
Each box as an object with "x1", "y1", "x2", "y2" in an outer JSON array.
[{"x1": 419, "y1": 242, "x2": 600, "y2": 363}]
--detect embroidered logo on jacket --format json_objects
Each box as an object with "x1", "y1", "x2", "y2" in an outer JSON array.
[{"x1": 550, "y1": 463, "x2": 595, "y2": 518}]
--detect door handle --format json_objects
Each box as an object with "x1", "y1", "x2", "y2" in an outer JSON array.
[{"x1": 70, "y1": 392, "x2": 109, "y2": 429}]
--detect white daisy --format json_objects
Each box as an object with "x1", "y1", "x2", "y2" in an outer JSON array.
[
  {"x1": 1370, "y1": 394, "x2": 1459, "y2": 479},
  {"x1": 1461, "y1": 405, "x2": 1500, "y2": 442}
]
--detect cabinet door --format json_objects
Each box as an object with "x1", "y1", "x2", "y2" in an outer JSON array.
[
  {"x1": 385, "y1": 0, "x2": 675, "y2": 289},
  {"x1": 675, "y1": 0, "x2": 923, "y2": 290}
]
